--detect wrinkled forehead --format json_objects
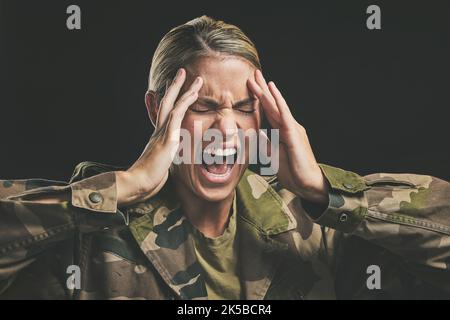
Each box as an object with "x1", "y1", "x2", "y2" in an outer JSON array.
[{"x1": 184, "y1": 56, "x2": 256, "y2": 102}]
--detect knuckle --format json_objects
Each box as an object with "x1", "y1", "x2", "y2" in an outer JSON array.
[
  {"x1": 177, "y1": 93, "x2": 196, "y2": 107},
  {"x1": 297, "y1": 124, "x2": 307, "y2": 135},
  {"x1": 170, "y1": 109, "x2": 180, "y2": 118},
  {"x1": 185, "y1": 90, "x2": 197, "y2": 98},
  {"x1": 153, "y1": 128, "x2": 165, "y2": 140}
]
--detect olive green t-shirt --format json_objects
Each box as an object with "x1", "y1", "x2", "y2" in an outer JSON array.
[{"x1": 192, "y1": 196, "x2": 242, "y2": 300}]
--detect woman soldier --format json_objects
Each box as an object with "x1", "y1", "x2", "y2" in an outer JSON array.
[{"x1": 0, "y1": 16, "x2": 449, "y2": 299}]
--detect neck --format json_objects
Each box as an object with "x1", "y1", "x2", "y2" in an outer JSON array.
[{"x1": 172, "y1": 178, "x2": 234, "y2": 238}]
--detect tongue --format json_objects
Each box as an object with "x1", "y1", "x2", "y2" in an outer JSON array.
[{"x1": 205, "y1": 163, "x2": 229, "y2": 174}]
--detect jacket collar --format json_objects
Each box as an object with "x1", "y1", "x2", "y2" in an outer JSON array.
[{"x1": 127, "y1": 169, "x2": 296, "y2": 299}]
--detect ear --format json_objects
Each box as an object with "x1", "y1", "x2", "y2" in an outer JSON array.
[{"x1": 145, "y1": 90, "x2": 159, "y2": 128}]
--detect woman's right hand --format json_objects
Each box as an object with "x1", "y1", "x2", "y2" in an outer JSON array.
[{"x1": 116, "y1": 68, "x2": 203, "y2": 206}]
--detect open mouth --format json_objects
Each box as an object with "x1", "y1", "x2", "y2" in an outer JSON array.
[{"x1": 199, "y1": 147, "x2": 238, "y2": 183}]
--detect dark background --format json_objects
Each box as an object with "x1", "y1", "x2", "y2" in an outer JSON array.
[{"x1": 0, "y1": 0, "x2": 449, "y2": 181}]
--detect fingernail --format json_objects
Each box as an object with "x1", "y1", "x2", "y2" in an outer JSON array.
[{"x1": 194, "y1": 77, "x2": 201, "y2": 84}]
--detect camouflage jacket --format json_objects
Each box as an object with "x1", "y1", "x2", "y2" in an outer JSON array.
[{"x1": 0, "y1": 161, "x2": 449, "y2": 299}]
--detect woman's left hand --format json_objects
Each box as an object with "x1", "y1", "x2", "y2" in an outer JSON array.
[{"x1": 247, "y1": 70, "x2": 329, "y2": 205}]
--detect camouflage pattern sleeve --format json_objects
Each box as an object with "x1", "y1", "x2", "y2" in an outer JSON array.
[
  {"x1": 0, "y1": 172, "x2": 117, "y2": 294},
  {"x1": 309, "y1": 164, "x2": 450, "y2": 292}
]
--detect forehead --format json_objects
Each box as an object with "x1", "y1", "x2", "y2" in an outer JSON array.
[{"x1": 185, "y1": 56, "x2": 256, "y2": 99}]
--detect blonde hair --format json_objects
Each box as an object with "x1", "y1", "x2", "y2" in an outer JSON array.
[{"x1": 148, "y1": 15, "x2": 261, "y2": 99}]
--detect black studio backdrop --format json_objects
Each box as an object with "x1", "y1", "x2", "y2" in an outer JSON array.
[{"x1": 0, "y1": 0, "x2": 449, "y2": 181}]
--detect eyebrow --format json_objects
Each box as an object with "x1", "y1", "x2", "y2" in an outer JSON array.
[{"x1": 196, "y1": 97, "x2": 256, "y2": 109}]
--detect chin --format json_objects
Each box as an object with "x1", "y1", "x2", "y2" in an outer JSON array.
[{"x1": 193, "y1": 185, "x2": 236, "y2": 202}]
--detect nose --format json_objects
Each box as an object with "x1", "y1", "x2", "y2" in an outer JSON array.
[{"x1": 212, "y1": 108, "x2": 238, "y2": 144}]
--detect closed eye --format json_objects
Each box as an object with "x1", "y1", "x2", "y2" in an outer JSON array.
[
  {"x1": 234, "y1": 108, "x2": 255, "y2": 114},
  {"x1": 234, "y1": 105, "x2": 256, "y2": 114},
  {"x1": 190, "y1": 98, "x2": 218, "y2": 113},
  {"x1": 190, "y1": 104, "x2": 213, "y2": 113},
  {"x1": 190, "y1": 97, "x2": 257, "y2": 113},
  {"x1": 233, "y1": 98, "x2": 256, "y2": 114}
]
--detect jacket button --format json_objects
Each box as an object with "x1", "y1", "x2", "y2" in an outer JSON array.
[
  {"x1": 343, "y1": 182, "x2": 354, "y2": 190},
  {"x1": 89, "y1": 192, "x2": 103, "y2": 204},
  {"x1": 339, "y1": 212, "x2": 349, "y2": 222}
]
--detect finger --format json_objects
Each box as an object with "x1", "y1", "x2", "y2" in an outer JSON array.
[
  {"x1": 157, "y1": 68, "x2": 186, "y2": 128},
  {"x1": 165, "y1": 77, "x2": 203, "y2": 139},
  {"x1": 247, "y1": 76, "x2": 281, "y2": 127},
  {"x1": 253, "y1": 70, "x2": 284, "y2": 121},
  {"x1": 255, "y1": 70, "x2": 275, "y2": 103},
  {"x1": 165, "y1": 79, "x2": 170, "y2": 92},
  {"x1": 155, "y1": 80, "x2": 172, "y2": 128},
  {"x1": 268, "y1": 81, "x2": 293, "y2": 119},
  {"x1": 258, "y1": 129, "x2": 272, "y2": 158},
  {"x1": 255, "y1": 70, "x2": 277, "y2": 106}
]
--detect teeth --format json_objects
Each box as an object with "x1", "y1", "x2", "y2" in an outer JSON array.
[
  {"x1": 203, "y1": 147, "x2": 237, "y2": 157},
  {"x1": 216, "y1": 148, "x2": 237, "y2": 157}
]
